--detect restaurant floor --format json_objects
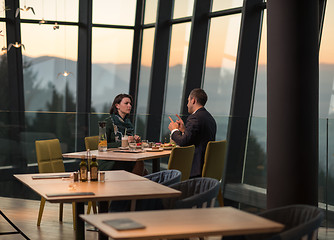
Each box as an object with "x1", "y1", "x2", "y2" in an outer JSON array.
[{"x1": 0, "y1": 197, "x2": 332, "y2": 240}]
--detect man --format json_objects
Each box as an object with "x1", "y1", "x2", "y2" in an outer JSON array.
[{"x1": 168, "y1": 88, "x2": 217, "y2": 178}]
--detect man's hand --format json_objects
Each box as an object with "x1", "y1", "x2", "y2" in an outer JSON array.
[
  {"x1": 168, "y1": 116, "x2": 179, "y2": 131},
  {"x1": 175, "y1": 114, "x2": 185, "y2": 133}
]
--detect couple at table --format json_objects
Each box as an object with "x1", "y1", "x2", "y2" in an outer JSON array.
[{"x1": 104, "y1": 88, "x2": 217, "y2": 179}]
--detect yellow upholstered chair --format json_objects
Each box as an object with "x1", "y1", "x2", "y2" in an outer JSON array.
[
  {"x1": 84, "y1": 136, "x2": 98, "y2": 214},
  {"x1": 84, "y1": 136, "x2": 99, "y2": 151},
  {"x1": 35, "y1": 139, "x2": 76, "y2": 228},
  {"x1": 167, "y1": 145, "x2": 195, "y2": 181},
  {"x1": 201, "y1": 140, "x2": 227, "y2": 206}
]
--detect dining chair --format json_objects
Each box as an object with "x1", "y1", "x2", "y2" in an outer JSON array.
[
  {"x1": 202, "y1": 140, "x2": 227, "y2": 206},
  {"x1": 167, "y1": 145, "x2": 195, "y2": 181},
  {"x1": 84, "y1": 135, "x2": 99, "y2": 151},
  {"x1": 84, "y1": 136, "x2": 99, "y2": 215},
  {"x1": 162, "y1": 177, "x2": 220, "y2": 209},
  {"x1": 35, "y1": 139, "x2": 76, "y2": 229},
  {"x1": 135, "y1": 170, "x2": 182, "y2": 211},
  {"x1": 222, "y1": 204, "x2": 324, "y2": 240}
]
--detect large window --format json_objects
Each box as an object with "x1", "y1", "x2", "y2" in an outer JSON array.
[
  {"x1": 19, "y1": 0, "x2": 79, "y2": 22},
  {"x1": 136, "y1": 28, "x2": 155, "y2": 138},
  {"x1": 161, "y1": 22, "x2": 191, "y2": 140},
  {"x1": 21, "y1": 24, "x2": 78, "y2": 112},
  {"x1": 203, "y1": 14, "x2": 241, "y2": 140},
  {"x1": 93, "y1": 0, "x2": 136, "y2": 25},
  {"x1": 91, "y1": 28, "x2": 133, "y2": 113}
]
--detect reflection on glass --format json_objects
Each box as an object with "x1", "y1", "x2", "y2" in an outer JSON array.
[
  {"x1": 18, "y1": 0, "x2": 78, "y2": 22},
  {"x1": 91, "y1": 28, "x2": 133, "y2": 113},
  {"x1": 203, "y1": 15, "x2": 241, "y2": 116},
  {"x1": 173, "y1": 0, "x2": 194, "y2": 19},
  {"x1": 93, "y1": 0, "x2": 136, "y2": 25},
  {"x1": 319, "y1": 0, "x2": 334, "y2": 212},
  {"x1": 136, "y1": 28, "x2": 155, "y2": 138},
  {"x1": 144, "y1": 0, "x2": 158, "y2": 24},
  {"x1": 243, "y1": 11, "x2": 266, "y2": 188},
  {"x1": 21, "y1": 24, "x2": 78, "y2": 112},
  {"x1": 212, "y1": 0, "x2": 243, "y2": 12},
  {"x1": 164, "y1": 23, "x2": 191, "y2": 116}
]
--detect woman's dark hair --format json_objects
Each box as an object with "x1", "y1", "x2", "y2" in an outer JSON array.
[{"x1": 110, "y1": 94, "x2": 133, "y2": 115}]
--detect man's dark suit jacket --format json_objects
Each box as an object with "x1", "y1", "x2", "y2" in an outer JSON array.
[{"x1": 171, "y1": 107, "x2": 217, "y2": 177}]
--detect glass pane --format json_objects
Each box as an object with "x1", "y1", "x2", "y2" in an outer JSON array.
[
  {"x1": 204, "y1": 14, "x2": 241, "y2": 140},
  {"x1": 161, "y1": 23, "x2": 191, "y2": 139},
  {"x1": 91, "y1": 28, "x2": 133, "y2": 113},
  {"x1": 243, "y1": 11, "x2": 267, "y2": 188},
  {"x1": 204, "y1": 15, "x2": 241, "y2": 116},
  {"x1": 0, "y1": 23, "x2": 8, "y2": 111},
  {"x1": 319, "y1": 0, "x2": 334, "y2": 220},
  {"x1": 212, "y1": 0, "x2": 243, "y2": 12},
  {"x1": 21, "y1": 23, "x2": 78, "y2": 112},
  {"x1": 0, "y1": 0, "x2": 5, "y2": 18},
  {"x1": 93, "y1": 0, "x2": 136, "y2": 26},
  {"x1": 19, "y1": 0, "x2": 79, "y2": 22},
  {"x1": 144, "y1": 0, "x2": 158, "y2": 24},
  {"x1": 136, "y1": 28, "x2": 155, "y2": 138},
  {"x1": 173, "y1": 0, "x2": 194, "y2": 19}
]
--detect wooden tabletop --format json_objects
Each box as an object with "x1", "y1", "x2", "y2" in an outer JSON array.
[
  {"x1": 14, "y1": 171, "x2": 181, "y2": 203},
  {"x1": 62, "y1": 149, "x2": 172, "y2": 161},
  {"x1": 80, "y1": 207, "x2": 284, "y2": 240}
]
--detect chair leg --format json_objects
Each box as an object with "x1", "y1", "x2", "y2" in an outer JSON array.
[
  {"x1": 59, "y1": 203, "x2": 63, "y2": 222},
  {"x1": 87, "y1": 201, "x2": 92, "y2": 214},
  {"x1": 87, "y1": 201, "x2": 98, "y2": 214},
  {"x1": 72, "y1": 202, "x2": 76, "y2": 230},
  {"x1": 37, "y1": 197, "x2": 46, "y2": 226},
  {"x1": 218, "y1": 191, "x2": 224, "y2": 207}
]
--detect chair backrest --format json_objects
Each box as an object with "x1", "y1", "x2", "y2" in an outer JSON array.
[
  {"x1": 245, "y1": 205, "x2": 324, "y2": 240},
  {"x1": 35, "y1": 139, "x2": 65, "y2": 173},
  {"x1": 202, "y1": 140, "x2": 227, "y2": 180},
  {"x1": 135, "y1": 170, "x2": 182, "y2": 211},
  {"x1": 84, "y1": 136, "x2": 99, "y2": 151},
  {"x1": 167, "y1": 145, "x2": 195, "y2": 181},
  {"x1": 144, "y1": 169, "x2": 182, "y2": 186},
  {"x1": 163, "y1": 177, "x2": 220, "y2": 209}
]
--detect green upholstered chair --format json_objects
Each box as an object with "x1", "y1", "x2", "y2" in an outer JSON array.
[
  {"x1": 167, "y1": 145, "x2": 195, "y2": 181},
  {"x1": 35, "y1": 139, "x2": 76, "y2": 229},
  {"x1": 201, "y1": 140, "x2": 227, "y2": 206},
  {"x1": 84, "y1": 136, "x2": 99, "y2": 151},
  {"x1": 84, "y1": 136, "x2": 98, "y2": 214}
]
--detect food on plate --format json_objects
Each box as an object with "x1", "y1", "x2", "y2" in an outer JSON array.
[{"x1": 152, "y1": 146, "x2": 160, "y2": 150}]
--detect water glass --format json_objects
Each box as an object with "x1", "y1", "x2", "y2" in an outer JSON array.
[
  {"x1": 142, "y1": 140, "x2": 149, "y2": 149},
  {"x1": 128, "y1": 140, "x2": 137, "y2": 151}
]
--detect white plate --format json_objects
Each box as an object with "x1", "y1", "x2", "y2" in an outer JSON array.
[{"x1": 146, "y1": 148, "x2": 163, "y2": 152}]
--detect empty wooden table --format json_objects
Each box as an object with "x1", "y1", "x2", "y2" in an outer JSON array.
[
  {"x1": 80, "y1": 207, "x2": 284, "y2": 240},
  {"x1": 14, "y1": 171, "x2": 181, "y2": 240}
]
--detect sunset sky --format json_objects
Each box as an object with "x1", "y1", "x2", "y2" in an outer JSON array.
[{"x1": 1, "y1": 0, "x2": 333, "y2": 66}]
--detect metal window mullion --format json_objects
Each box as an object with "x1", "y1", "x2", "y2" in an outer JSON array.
[
  {"x1": 181, "y1": 0, "x2": 213, "y2": 116},
  {"x1": 224, "y1": 0, "x2": 264, "y2": 185},
  {"x1": 76, "y1": 0, "x2": 92, "y2": 150}
]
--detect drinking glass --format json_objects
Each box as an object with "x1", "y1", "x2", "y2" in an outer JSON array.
[
  {"x1": 142, "y1": 140, "x2": 149, "y2": 150},
  {"x1": 128, "y1": 140, "x2": 137, "y2": 151}
]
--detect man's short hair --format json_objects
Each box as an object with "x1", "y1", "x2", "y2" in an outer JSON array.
[{"x1": 189, "y1": 88, "x2": 208, "y2": 106}]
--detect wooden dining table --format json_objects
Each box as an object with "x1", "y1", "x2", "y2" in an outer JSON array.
[
  {"x1": 14, "y1": 170, "x2": 181, "y2": 240},
  {"x1": 80, "y1": 207, "x2": 284, "y2": 240},
  {"x1": 62, "y1": 149, "x2": 172, "y2": 172}
]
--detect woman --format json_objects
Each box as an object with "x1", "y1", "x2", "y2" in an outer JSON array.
[{"x1": 100, "y1": 94, "x2": 144, "y2": 174}]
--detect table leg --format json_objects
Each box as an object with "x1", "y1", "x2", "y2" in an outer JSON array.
[
  {"x1": 152, "y1": 158, "x2": 160, "y2": 172},
  {"x1": 98, "y1": 201, "x2": 109, "y2": 240},
  {"x1": 75, "y1": 202, "x2": 85, "y2": 240}
]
